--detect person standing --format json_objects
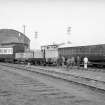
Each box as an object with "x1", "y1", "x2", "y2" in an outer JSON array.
[
  {"x1": 61, "y1": 56, "x2": 65, "y2": 68},
  {"x1": 83, "y1": 57, "x2": 88, "y2": 69},
  {"x1": 66, "y1": 57, "x2": 71, "y2": 70},
  {"x1": 26, "y1": 62, "x2": 31, "y2": 69},
  {"x1": 71, "y1": 56, "x2": 75, "y2": 69},
  {"x1": 77, "y1": 56, "x2": 80, "y2": 69},
  {"x1": 57, "y1": 55, "x2": 62, "y2": 68}
]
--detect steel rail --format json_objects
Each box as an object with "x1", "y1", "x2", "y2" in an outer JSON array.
[{"x1": 1, "y1": 63, "x2": 105, "y2": 92}]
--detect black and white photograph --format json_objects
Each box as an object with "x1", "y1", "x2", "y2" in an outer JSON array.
[{"x1": 0, "y1": 0, "x2": 105, "y2": 104}]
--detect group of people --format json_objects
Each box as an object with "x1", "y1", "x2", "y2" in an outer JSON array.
[
  {"x1": 26, "y1": 55, "x2": 89, "y2": 70},
  {"x1": 57, "y1": 55, "x2": 88, "y2": 70}
]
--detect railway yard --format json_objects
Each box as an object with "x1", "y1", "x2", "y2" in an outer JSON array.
[
  {"x1": 0, "y1": 0, "x2": 105, "y2": 104},
  {"x1": 0, "y1": 29, "x2": 105, "y2": 105},
  {"x1": 0, "y1": 63, "x2": 105, "y2": 105}
]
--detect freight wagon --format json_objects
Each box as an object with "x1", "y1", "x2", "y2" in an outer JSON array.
[
  {"x1": 58, "y1": 44, "x2": 105, "y2": 67},
  {"x1": 15, "y1": 51, "x2": 33, "y2": 64},
  {"x1": 15, "y1": 50, "x2": 45, "y2": 65},
  {"x1": 30, "y1": 50, "x2": 45, "y2": 65}
]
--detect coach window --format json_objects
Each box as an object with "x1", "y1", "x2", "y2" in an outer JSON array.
[
  {"x1": 0, "y1": 49, "x2": 2, "y2": 54},
  {"x1": 4, "y1": 49, "x2": 7, "y2": 54},
  {"x1": 8, "y1": 49, "x2": 11, "y2": 54}
]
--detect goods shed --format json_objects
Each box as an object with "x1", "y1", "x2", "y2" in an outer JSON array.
[{"x1": 0, "y1": 29, "x2": 30, "y2": 51}]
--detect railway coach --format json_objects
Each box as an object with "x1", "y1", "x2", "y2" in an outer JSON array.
[
  {"x1": 58, "y1": 44, "x2": 105, "y2": 67},
  {"x1": 0, "y1": 44, "x2": 25, "y2": 63}
]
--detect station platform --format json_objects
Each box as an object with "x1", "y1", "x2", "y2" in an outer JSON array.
[{"x1": 32, "y1": 66, "x2": 105, "y2": 83}]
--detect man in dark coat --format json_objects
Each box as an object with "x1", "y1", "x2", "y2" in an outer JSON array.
[{"x1": 77, "y1": 56, "x2": 80, "y2": 69}]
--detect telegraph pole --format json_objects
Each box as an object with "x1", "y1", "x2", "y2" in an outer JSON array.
[
  {"x1": 35, "y1": 31, "x2": 38, "y2": 39},
  {"x1": 23, "y1": 25, "x2": 26, "y2": 35},
  {"x1": 67, "y1": 26, "x2": 72, "y2": 44},
  {"x1": 67, "y1": 26, "x2": 71, "y2": 35}
]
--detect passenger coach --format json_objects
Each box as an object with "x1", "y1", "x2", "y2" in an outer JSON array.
[
  {"x1": 0, "y1": 44, "x2": 25, "y2": 63},
  {"x1": 58, "y1": 44, "x2": 105, "y2": 67}
]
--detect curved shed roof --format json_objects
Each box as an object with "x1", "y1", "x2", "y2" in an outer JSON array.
[{"x1": 0, "y1": 29, "x2": 30, "y2": 45}]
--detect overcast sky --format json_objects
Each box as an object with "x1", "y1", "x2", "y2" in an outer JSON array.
[{"x1": 0, "y1": 0, "x2": 105, "y2": 49}]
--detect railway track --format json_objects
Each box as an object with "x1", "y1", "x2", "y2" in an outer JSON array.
[
  {"x1": 1, "y1": 63, "x2": 105, "y2": 105},
  {"x1": 1, "y1": 63, "x2": 105, "y2": 93}
]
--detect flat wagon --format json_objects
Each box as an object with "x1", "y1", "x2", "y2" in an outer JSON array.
[
  {"x1": 15, "y1": 51, "x2": 34, "y2": 64},
  {"x1": 15, "y1": 50, "x2": 45, "y2": 65},
  {"x1": 32, "y1": 50, "x2": 44, "y2": 65}
]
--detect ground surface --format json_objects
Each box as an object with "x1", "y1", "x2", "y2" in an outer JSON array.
[{"x1": 0, "y1": 65, "x2": 105, "y2": 105}]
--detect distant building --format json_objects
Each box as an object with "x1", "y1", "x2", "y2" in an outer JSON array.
[{"x1": 0, "y1": 29, "x2": 30, "y2": 51}]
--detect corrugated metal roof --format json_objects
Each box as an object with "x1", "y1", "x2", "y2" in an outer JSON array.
[{"x1": 0, "y1": 29, "x2": 30, "y2": 45}]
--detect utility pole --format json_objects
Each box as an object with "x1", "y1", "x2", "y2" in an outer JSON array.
[
  {"x1": 23, "y1": 25, "x2": 26, "y2": 35},
  {"x1": 35, "y1": 31, "x2": 38, "y2": 39},
  {"x1": 67, "y1": 26, "x2": 71, "y2": 35},
  {"x1": 67, "y1": 26, "x2": 72, "y2": 44}
]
